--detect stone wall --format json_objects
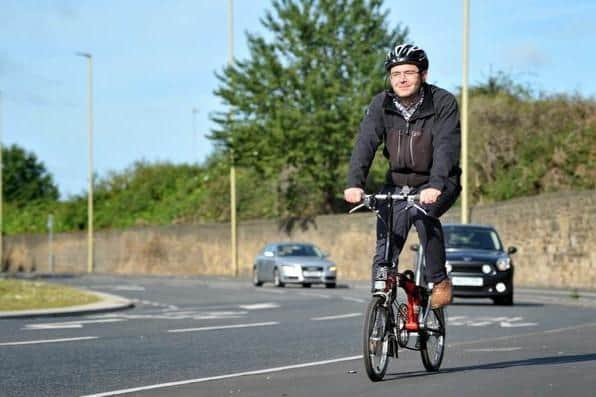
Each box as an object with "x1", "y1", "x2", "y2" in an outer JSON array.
[{"x1": 4, "y1": 191, "x2": 595, "y2": 289}]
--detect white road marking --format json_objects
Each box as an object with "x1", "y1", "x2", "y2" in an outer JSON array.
[
  {"x1": 341, "y1": 297, "x2": 365, "y2": 303},
  {"x1": 500, "y1": 321, "x2": 538, "y2": 328},
  {"x1": 238, "y1": 303, "x2": 280, "y2": 310},
  {"x1": 0, "y1": 336, "x2": 99, "y2": 347},
  {"x1": 80, "y1": 322, "x2": 596, "y2": 397},
  {"x1": 449, "y1": 315, "x2": 538, "y2": 328},
  {"x1": 167, "y1": 321, "x2": 279, "y2": 333},
  {"x1": 93, "y1": 310, "x2": 247, "y2": 321},
  {"x1": 80, "y1": 355, "x2": 362, "y2": 397},
  {"x1": 465, "y1": 347, "x2": 522, "y2": 352},
  {"x1": 311, "y1": 313, "x2": 362, "y2": 321},
  {"x1": 23, "y1": 319, "x2": 125, "y2": 330}
]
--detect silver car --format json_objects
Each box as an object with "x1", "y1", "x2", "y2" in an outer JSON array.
[{"x1": 252, "y1": 242, "x2": 337, "y2": 288}]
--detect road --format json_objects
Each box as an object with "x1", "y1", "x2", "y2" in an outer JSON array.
[{"x1": 1, "y1": 274, "x2": 595, "y2": 397}]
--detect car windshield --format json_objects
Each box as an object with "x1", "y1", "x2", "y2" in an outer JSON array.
[
  {"x1": 443, "y1": 227, "x2": 503, "y2": 251},
  {"x1": 277, "y1": 244, "x2": 322, "y2": 257}
]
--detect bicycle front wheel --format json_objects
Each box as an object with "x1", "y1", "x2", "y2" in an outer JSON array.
[
  {"x1": 420, "y1": 307, "x2": 445, "y2": 371},
  {"x1": 363, "y1": 296, "x2": 391, "y2": 381}
]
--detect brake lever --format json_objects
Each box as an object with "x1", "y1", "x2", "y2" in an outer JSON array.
[{"x1": 349, "y1": 203, "x2": 366, "y2": 214}]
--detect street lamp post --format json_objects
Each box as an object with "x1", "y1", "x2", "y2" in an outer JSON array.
[
  {"x1": 229, "y1": 0, "x2": 238, "y2": 277},
  {"x1": 76, "y1": 52, "x2": 94, "y2": 273}
]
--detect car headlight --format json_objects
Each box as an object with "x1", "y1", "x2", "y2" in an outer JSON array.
[
  {"x1": 328, "y1": 265, "x2": 337, "y2": 273},
  {"x1": 496, "y1": 257, "x2": 511, "y2": 271}
]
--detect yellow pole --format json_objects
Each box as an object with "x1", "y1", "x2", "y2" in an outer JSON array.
[
  {"x1": 461, "y1": 0, "x2": 470, "y2": 224},
  {"x1": 229, "y1": 0, "x2": 238, "y2": 277}
]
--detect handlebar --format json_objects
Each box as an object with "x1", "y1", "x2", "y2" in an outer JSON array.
[{"x1": 348, "y1": 193, "x2": 422, "y2": 214}]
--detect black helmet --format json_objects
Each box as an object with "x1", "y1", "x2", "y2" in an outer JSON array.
[{"x1": 384, "y1": 44, "x2": 429, "y2": 72}]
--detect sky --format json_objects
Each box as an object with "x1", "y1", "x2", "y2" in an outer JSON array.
[{"x1": 1, "y1": 0, "x2": 595, "y2": 198}]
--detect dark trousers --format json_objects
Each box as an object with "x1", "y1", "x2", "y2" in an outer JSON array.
[{"x1": 372, "y1": 179, "x2": 461, "y2": 285}]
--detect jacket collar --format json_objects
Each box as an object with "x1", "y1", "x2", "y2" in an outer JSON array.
[{"x1": 383, "y1": 83, "x2": 435, "y2": 120}]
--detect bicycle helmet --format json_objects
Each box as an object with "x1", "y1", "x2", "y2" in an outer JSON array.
[{"x1": 384, "y1": 44, "x2": 429, "y2": 72}]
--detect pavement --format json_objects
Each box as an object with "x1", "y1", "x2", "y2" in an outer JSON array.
[{"x1": 0, "y1": 274, "x2": 134, "y2": 319}]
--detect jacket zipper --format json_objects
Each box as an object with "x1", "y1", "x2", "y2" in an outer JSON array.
[
  {"x1": 406, "y1": 121, "x2": 415, "y2": 168},
  {"x1": 396, "y1": 130, "x2": 401, "y2": 167}
]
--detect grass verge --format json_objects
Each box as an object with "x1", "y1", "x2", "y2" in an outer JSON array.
[{"x1": 0, "y1": 279, "x2": 100, "y2": 311}]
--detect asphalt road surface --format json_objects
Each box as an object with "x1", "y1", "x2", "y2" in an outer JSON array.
[{"x1": 1, "y1": 274, "x2": 595, "y2": 397}]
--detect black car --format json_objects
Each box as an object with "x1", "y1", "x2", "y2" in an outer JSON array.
[{"x1": 418, "y1": 224, "x2": 517, "y2": 305}]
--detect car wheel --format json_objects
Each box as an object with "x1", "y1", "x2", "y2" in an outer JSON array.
[
  {"x1": 493, "y1": 293, "x2": 513, "y2": 306},
  {"x1": 253, "y1": 266, "x2": 263, "y2": 287},
  {"x1": 302, "y1": 283, "x2": 312, "y2": 288},
  {"x1": 325, "y1": 283, "x2": 337, "y2": 289},
  {"x1": 273, "y1": 268, "x2": 285, "y2": 288}
]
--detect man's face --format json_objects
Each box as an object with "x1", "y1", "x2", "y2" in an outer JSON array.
[{"x1": 389, "y1": 64, "x2": 427, "y2": 98}]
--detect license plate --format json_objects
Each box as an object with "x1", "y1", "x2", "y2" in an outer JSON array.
[
  {"x1": 303, "y1": 271, "x2": 321, "y2": 278},
  {"x1": 451, "y1": 276, "x2": 483, "y2": 287}
]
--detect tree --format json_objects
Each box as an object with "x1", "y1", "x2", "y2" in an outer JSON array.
[
  {"x1": 2, "y1": 144, "x2": 59, "y2": 206},
  {"x1": 210, "y1": 0, "x2": 408, "y2": 218}
]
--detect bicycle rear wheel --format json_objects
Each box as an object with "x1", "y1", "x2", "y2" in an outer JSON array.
[
  {"x1": 420, "y1": 307, "x2": 445, "y2": 371},
  {"x1": 363, "y1": 296, "x2": 391, "y2": 381}
]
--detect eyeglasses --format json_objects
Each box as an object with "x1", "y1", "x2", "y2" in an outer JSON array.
[{"x1": 389, "y1": 71, "x2": 420, "y2": 80}]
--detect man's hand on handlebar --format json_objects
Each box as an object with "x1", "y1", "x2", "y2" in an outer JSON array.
[
  {"x1": 344, "y1": 187, "x2": 364, "y2": 204},
  {"x1": 420, "y1": 187, "x2": 441, "y2": 204}
]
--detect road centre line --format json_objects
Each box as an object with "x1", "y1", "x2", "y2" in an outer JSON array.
[
  {"x1": 167, "y1": 321, "x2": 279, "y2": 333},
  {"x1": 311, "y1": 313, "x2": 362, "y2": 321},
  {"x1": 0, "y1": 336, "x2": 99, "y2": 347},
  {"x1": 80, "y1": 322, "x2": 596, "y2": 397},
  {"x1": 80, "y1": 355, "x2": 362, "y2": 397}
]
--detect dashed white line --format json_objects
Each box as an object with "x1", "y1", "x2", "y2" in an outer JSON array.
[
  {"x1": 0, "y1": 336, "x2": 99, "y2": 347},
  {"x1": 167, "y1": 321, "x2": 279, "y2": 333},
  {"x1": 311, "y1": 313, "x2": 361, "y2": 321},
  {"x1": 238, "y1": 303, "x2": 280, "y2": 310},
  {"x1": 80, "y1": 355, "x2": 362, "y2": 397}
]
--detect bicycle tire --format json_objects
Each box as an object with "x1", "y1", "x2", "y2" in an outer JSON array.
[
  {"x1": 363, "y1": 296, "x2": 391, "y2": 381},
  {"x1": 420, "y1": 307, "x2": 445, "y2": 371}
]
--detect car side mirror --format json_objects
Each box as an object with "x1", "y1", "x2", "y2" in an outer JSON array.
[
  {"x1": 507, "y1": 246, "x2": 517, "y2": 255},
  {"x1": 322, "y1": 252, "x2": 330, "y2": 258},
  {"x1": 410, "y1": 244, "x2": 420, "y2": 252}
]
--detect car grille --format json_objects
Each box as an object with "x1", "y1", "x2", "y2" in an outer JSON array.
[
  {"x1": 449, "y1": 262, "x2": 492, "y2": 274},
  {"x1": 302, "y1": 266, "x2": 323, "y2": 272}
]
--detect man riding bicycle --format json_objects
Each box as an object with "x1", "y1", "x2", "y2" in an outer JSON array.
[{"x1": 344, "y1": 44, "x2": 461, "y2": 309}]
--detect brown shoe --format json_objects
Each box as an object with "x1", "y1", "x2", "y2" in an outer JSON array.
[{"x1": 431, "y1": 279, "x2": 452, "y2": 309}]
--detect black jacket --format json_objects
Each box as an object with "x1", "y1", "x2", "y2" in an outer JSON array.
[{"x1": 347, "y1": 83, "x2": 461, "y2": 191}]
